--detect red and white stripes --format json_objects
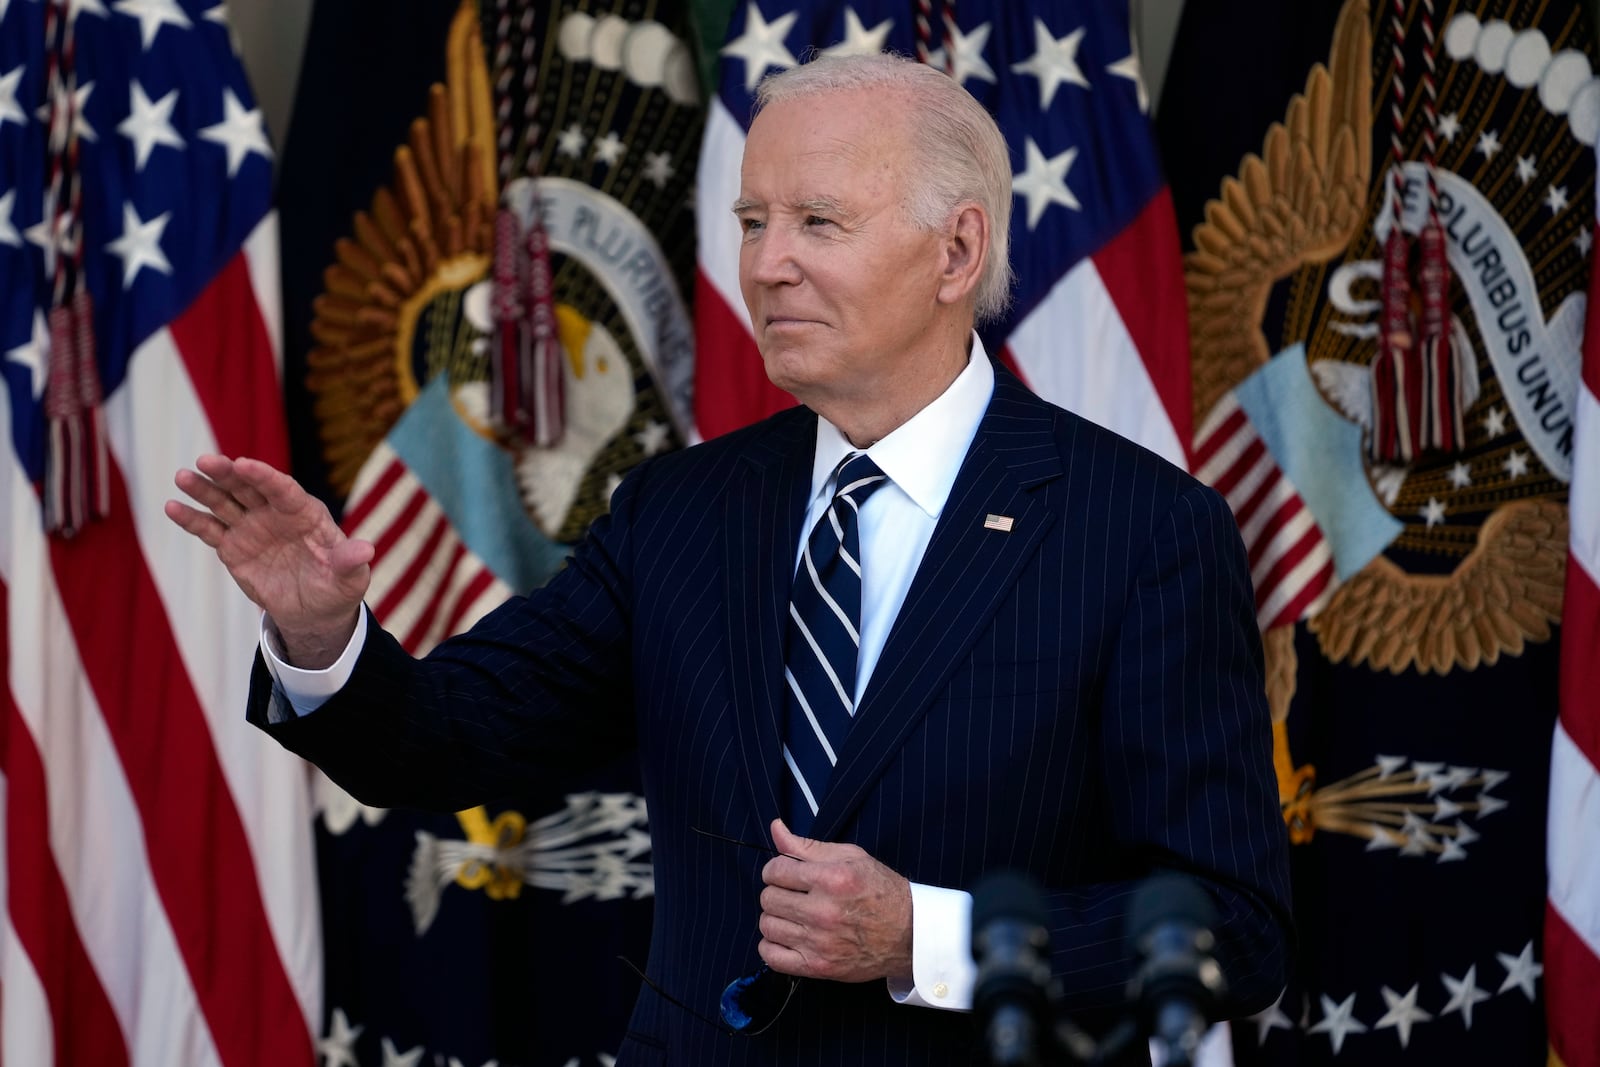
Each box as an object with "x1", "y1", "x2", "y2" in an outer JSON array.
[
  {"x1": 342, "y1": 448, "x2": 513, "y2": 657},
  {"x1": 1193, "y1": 394, "x2": 1335, "y2": 632},
  {"x1": 1546, "y1": 186, "x2": 1600, "y2": 1067},
  {"x1": 0, "y1": 216, "x2": 321, "y2": 1067}
]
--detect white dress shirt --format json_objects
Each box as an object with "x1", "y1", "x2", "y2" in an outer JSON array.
[
  {"x1": 263, "y1": 337, "x2": 996, "y2": 1013},
  {"x1": 795, "y1": 340, "x2": 993, "y2": 1009}
]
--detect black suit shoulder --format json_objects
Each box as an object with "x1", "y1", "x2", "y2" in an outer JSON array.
[
  {"x1": 988, "y1": 362, "x2": 1217, "y2": 530},
  {"x1": 646, "y1": 403, "x2": 815, "y2": 477}
]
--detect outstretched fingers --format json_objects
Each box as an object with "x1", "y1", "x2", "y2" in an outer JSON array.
[
  {"x1": 234, "y1": 456, "x2": 324, "y2": 518},
  {"x1": 173, "y1": 463, "x2": 249, "y2": 525},
  {"x1": 163, "y1": 498, "x2": 229, "y2": 547},
  {"x1": 198, "y1": 454, "x2": 275, "y2": 511}
]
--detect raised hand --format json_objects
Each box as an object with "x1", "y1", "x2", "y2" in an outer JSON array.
[{"x1": 165, "y1": 454, "x2": 374, "y2": 668}]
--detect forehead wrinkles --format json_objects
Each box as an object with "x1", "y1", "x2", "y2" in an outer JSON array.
[
  {"x1": 743, "y1": 132, "x2": 906, "y2": 214},
  {"x1": 739, "y1": 91, "x2": 924, "y2": 230}
]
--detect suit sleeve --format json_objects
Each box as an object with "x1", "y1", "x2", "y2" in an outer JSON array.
[
  {"x1": 244, "y1": 459, "x2": 653, "y2": 813},
  {"x1": 1044, "y1": 480, "x2": 1293, "y2": 1020}
]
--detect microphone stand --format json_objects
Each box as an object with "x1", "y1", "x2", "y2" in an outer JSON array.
[{"x1": 972, "y1": 872, "x2": 1227, "y2": 1067}]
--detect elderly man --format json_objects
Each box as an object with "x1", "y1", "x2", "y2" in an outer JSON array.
[{"x1": 170, "y1": 53, "x2": 1289, "y2": 1065}]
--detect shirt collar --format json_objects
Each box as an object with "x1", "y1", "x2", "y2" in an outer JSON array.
[{"x1": 810, "y1": 334, "x2": 996, "y2": 519}]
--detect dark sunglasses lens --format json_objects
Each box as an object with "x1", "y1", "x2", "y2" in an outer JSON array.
[{"x1": 720, "y1": 965, "x2": 791, "y2": 1031}]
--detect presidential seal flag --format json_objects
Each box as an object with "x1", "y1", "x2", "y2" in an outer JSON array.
[
  {"x1": 0, "y1": 0, "x2": 321, "y2": 1064},
  {"x1": 275, "y1": 0, "x2": 697, "y2": 1063},
  {"x1": 694, "y1": 0, "x2": 1192, "y2": 465},
  {"x1": 1160, "y1": 0, "x2": 1593, "y2": 1062}
]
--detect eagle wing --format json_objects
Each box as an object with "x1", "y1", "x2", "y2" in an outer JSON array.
[
  {"x1": 306, "y1": 5, "x2": 498, "y2": 495},
  {"x1": 1308, "y1": 499, "x2": 1567, "y2": 673},
  {"x1": 1185, "y1": 0, "x2": 1374, "y2": 429}
]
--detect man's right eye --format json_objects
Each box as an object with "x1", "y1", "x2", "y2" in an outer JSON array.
[{"x1": 739, "y1": 218, "x2": 764, "y2": 234}]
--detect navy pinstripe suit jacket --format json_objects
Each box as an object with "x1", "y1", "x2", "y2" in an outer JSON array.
[{"x1": 250, "y1": 364, "x2": 1291, "y2": 1066}]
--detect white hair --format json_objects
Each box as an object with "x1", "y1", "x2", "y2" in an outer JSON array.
[{"x1": 754, "y1": 53, "x2": 1015, "y2": 324}]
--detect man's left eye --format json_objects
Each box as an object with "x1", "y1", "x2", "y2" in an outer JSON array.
[{"x1": 805, "y1": 215, "x2": 832, "y2": 227}]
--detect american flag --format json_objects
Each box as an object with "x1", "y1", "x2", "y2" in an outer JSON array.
[
  {"x1": 341, "y1": 447, "x2": 510, "y2": 658},
  {"x1": 335, "y1": 389, "x2": 531, "y2": 660},
  {"x1": 1193, "y1": 390, "x2": 1336, "y2": 631},
  {"x1": 692, "y1": 0, "x2": 1192, "y2": 465},
  {"x1": 1547, "y1": 170, "x2": 1600, "y2": 1067},
  {"x1": 0, "y1": 1, "x2": 320, "y2": 1064}
]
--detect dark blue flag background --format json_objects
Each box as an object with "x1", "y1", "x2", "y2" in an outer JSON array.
[
  {"x1": 1160, "y1": 0, "x2": 1594, "y2": 1062},
  {"x1": 274, "y1": 1, "x2": 710, "y2": 1063}
]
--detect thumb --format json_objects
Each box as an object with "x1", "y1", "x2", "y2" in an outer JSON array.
[
  {"x1": 771, "y1": 818, "x2": 821, "y2": 860},
  {"x1": 330, "y1": 536, "x2": 376, "y2": 571},
  {"x1": 329, "y1": 537, "x2": 375, "y2": 599}
]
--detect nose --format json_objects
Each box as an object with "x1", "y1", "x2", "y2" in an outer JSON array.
[{"x1": 742, "y1": 224, "x2": 802, "y2": 287}]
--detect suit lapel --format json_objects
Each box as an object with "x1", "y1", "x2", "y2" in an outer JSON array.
[
  {"x1": 812, "y1": 371, "x2": 1063, "y2": 840},
  {"x1": 724, "y1": 410, "x2": 816, "y2": 830}
]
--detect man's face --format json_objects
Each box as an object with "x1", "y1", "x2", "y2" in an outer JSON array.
[{"x1": 735, "y1": 90, "x2": 948, "y2": 411}]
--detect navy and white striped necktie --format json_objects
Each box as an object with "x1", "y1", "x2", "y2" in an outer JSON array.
[{"x1": 782, "y1": 452, "x2": 889, "y2": 833}]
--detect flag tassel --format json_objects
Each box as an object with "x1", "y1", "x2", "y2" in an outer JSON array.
[
  {"x1": 1372, "y1": 226, "x2": 1418, "y2": 464},
  {"x1": 490, "y1": 194, "x2": 565, "y2": 446},
  {"x1": 43, "y1": 291, "x2": 110, "y2": 537}
]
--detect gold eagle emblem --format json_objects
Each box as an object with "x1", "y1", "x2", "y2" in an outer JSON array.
[{"x1": 1184, "y1": 0, "x2": 1580, "y2": 843}]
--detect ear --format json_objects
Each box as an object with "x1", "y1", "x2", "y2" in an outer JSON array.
[{"x1": 935, "y1": 203, "x2": 988, "y2": 308}]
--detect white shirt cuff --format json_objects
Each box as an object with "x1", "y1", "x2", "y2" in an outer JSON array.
[
  {"x1": 886, "y1": 883, "x2": 975, "y2": 1011},
  {"x1": 259, "y1": 609, "x2": 368, "y2": 716}
]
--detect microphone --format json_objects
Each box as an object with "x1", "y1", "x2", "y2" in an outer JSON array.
[
  {"x1": 1124, "y1": 875, "x2": 1227, "y2": 1067},
  {"x1": 971, "y1": 870, "x2": 1055, "y2": 1067}
]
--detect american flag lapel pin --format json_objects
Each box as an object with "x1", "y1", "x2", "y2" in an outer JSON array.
[{"x1": 983, "y1": 513, "x2": 1014, "y2": 533}]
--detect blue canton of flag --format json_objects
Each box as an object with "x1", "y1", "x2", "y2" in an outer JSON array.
[
  {"x1": 694, "y1": 0, "x2": 1193, "y2": 469},
  {"x1": 1, "y1": 0, "x2": 273, "y2": 481}
]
